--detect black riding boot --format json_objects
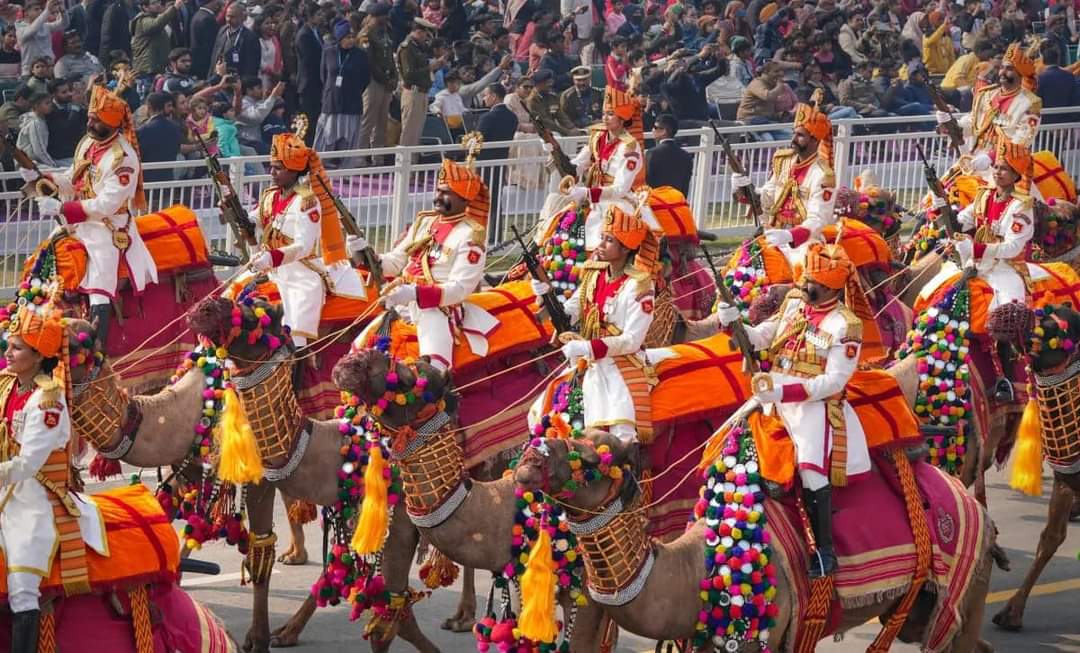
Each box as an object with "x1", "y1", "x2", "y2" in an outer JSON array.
[
  {"x1": 11, "y1": 609, "x2": 40, "y2": 653},
  {"x1": 803, "y1": 486, "x2": 837, "y2": 578},
  {"x1": 90, "y1": 303, "x2": 112, "y2": 354}
]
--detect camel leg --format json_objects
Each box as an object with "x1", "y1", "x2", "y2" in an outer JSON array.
[
  {"x1": 243, "y1": 481, "x2": 277, "y2": 653},
  {"x1": 441, "y1": 567, "x2": 476, "y2": 632},
  {"x1": 370, "y1": 511, "x2": 440, "y2": 653},
  {"x1": 269, "y1": 595, "x2": 316, "y2": 648},
  {"x1": 992, "y1": 475, "x2": 1075, "y2": 631},
  {"x1": 947, "y1": 547, "x2": 993, "y2": 652}
]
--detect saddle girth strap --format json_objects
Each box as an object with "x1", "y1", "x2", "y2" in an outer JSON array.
[{"x1": 40, "y1": 448, "x2": 91, "y2": 596}]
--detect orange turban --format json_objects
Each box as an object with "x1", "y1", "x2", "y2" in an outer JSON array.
[
  {"x1": 271, "y1": 132, "x2": 312, "y2": 172},
  {"x1": 603, "y1": 86, "x2": 637, "y2": 122},
  {"x1": 1003, "y1": 42, "x2": 1037, "y2": 90},
  {"x1": 88, "y1": 85, "x2": 144, "y2": 210},
  {"x1": 758, "y1": 2, "x2": 777, "y2": 22},
  {"x1": 793, "y1": 103, "x2": 833, "y2": 166},
  {"x1": 804, "y1": 242, "x2": 873, "y2": 321},
  {"x1": 603, "y1": 206, "x2": 660, "y2": 276},
  {"x1": 997, "y1": 138, "x2": 1033, "y2": 188},
  {"x1": 438, "y1": 158, "x2": 490, "y2": 226}
]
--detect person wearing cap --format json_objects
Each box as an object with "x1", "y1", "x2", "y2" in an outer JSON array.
[
  {"x1": 525, "y1": 68, "x2": 578, "y2": 137},
  {"x1": 359, "y1": 2, "x2": 397, "y2": 158},
  {"x1": 562, "y1": 87, "x2": 646, "y2": 251},
  {"x1": 396, "y1": 17, "x2": 439, "y2": 150},
  {"x1": 716, "y1": 242, "x2": 874, "y2": 577},
  {"x1": 357, "y1": 155, "x2": 496, "y2": 372},
  {"x1": 529, "y1": 206, "x2": 658, "y2": 444},
  {"x1": 0, "y1": 288, "x2": 109, "y2": 650},
  {"x1": 935, "y1": 42, "x2": 1042, "y2": 182},
  {"x1": 244, "y1": 132, "x2": 368, "y2": 346},
  {"x1": 28, "y1": 85, "x2": 157, "y2": 348},
  {"x1": 561, "y1": 65, "x2": 601, "y2": 128},
  {"x1": 732, "y1": 102, "x2": 837, "y2": 269}
]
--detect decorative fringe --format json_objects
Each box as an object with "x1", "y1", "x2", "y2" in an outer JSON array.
[
  {"x1": 88, "y1": 453, "x2": 122, "y2": 482},
  {"x1": 288, "y1": 498, "x2": 318, "y2": 525},
  {"x1": 351, "y1": 445, "x2": 389, "y2": 555},
  {"x1": 418, "y1": 547, "x2": 460, "y2": 589},
  {"x1": 216, "y1": 388, "x2": 264, "y2": 484},
  {"x1": 1009, "y1": 398, "x2": 1043, "y2": 496},
  {"x1": 243, "y1": 532, "x2": 277, "y2": 586},
  {"x1": 37, "y1": 610, "x2": 56, "y2": 653},
  {"x1": 129, "y1": 585, "x2": 155, "y2": 653},
  {"x1": 795, "y1": 575, "x2": 834, "y2": 653},
  {"x1": 518, "y1": 527, "x2": 558, "y2": 644}
]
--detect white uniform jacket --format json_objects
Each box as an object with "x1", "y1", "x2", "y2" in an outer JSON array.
[
  {"x1": 956, "y1": 187, "x2": 1039, "y2": 310},
  {"x1": 572, "y1": 128, "x2": 644, "y2": 250},
  {"x1": 757, "y1": 150, "x2": 838, "y2": 268},
  {"x1": 51, "y1": 133, "x2": 158, "y2": 297},
  {"x1": 744, "y1": 294, "x2": 871, "y2": 480},
  {"x1": 959, "y1": 85, "x2": 1041, "y2": 159}
]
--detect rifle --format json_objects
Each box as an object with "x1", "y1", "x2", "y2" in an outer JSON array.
[
  {"x1": 708, "y1": 120, "x2": 762, "y2": 232},
  {"x1": 926, "y1": 82, "x2": 964, "y2": 158},
  {"x1": 915, "y1": 142, "x2": 962, "y2": 238},
  {"x1": 510, "y1": 224, "x2": 572, "y2": 334},
  {"x1": 194, "y1": 130, "x2": 255, "y2": 262},
  {"x1": 311, "y1": 172, "x2": 385, "y2": 291},
  {"x1": 699, "y1": 243, "x2": 758, "y2": 374},
  {"x1": 523, "y1": 104, "x2": 577, "y2": 179}
]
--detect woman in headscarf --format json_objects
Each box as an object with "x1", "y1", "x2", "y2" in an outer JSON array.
[{"x1": 312, "y1": 19, "x2": 370, "y2": 168}]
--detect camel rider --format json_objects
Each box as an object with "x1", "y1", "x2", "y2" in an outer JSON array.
[
  {"x1": 27, "y1": 85, "x2": 158, "y2": 348},
  {"x1": 732, "y1": 103, "x2": 837, "y2": 270},
  {"x1": 532, "y1": 206, "x2": 659, "y2": 443},
  {"x1": 243, "y1": 132, "x2": 368, "y2": 347},
  {"x1": 952, "y1": 139, "x2": 1036, "y2": 400},
  {"x1": 935, "y1": 42, "x2": 1041, "y2": 185},
  {"x1": 0, "y1": 288, "x2": 108, "y2": 652},
  {"x1": 560, "y1": 87, "x2": 649, "y2": 251},
  {"x1": 354, "y1": 156, "x2": 497, "y2": 372},
  {"x1": 716, "y1": 243, "x2": 874, "y2": 577}
]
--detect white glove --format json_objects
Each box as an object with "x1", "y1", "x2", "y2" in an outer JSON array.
[
  {"x1": 530, "y1": 279, "x2": 551, "y2": 296},
  {"x1": 958, "y1": 210, "x2": 974, "y2": 230},
  {"x1": 954, "y1": 238, "x2": 974, "y2": 266},
  {"x1": 969, "y1": 152, "x2": 992, "y2": 172},
  {"x1": 753, "y1": 378, "x2": 783, "y2": 404},
  {"x1": 541, "y1": 142, "x2": 554, "y2": 153},
  {"x1": 568, "y1": 186, "x2": 589, "y2": 203},
  {"x1": 346, "y1": 234, "x2": 370, "y2": 253},
  {"x1": 731, "y1": 173, "x2": 751, "y2": 189},
  {"x1": 383, "y1": 283, "x2": 417, "y2": 306},
  {"x1": 19, "y1": 168, "x2": 40, "y2": 182},
  {"x1": 935, "y1": 110, "x2": 953, "y2": 125},
  {"x1": 715, "y1": 302, "x2": 741, "y2": 326},
  {"x1": 930, "y1": 194, "x2": 948, "y2": 209},
  {"x1": 764, "y1": 228, "x2": 793, "y2": 247},
  {"x1": 35, "y1": 196, "x2": 61, "y2": 217},
  {"x1": 561, "y1": 339, "x2": 592, "y2": 363},
  {"x1": 250, "y1": 250, "x2": 273, "y2": 272}
]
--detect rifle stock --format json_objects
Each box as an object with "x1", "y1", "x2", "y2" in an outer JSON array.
[
  {"x1": 708, "y1": 121, "x2": 762, "y2": 230},
  {"x1": 510, "y1": 225, "x2": 572, "y2": 334},
  {"x1": 926, "y1": 83, "x2": 964, "y2": 157},
  {"x1": 524, "y1": 104, "x2": 577, "y2": 179},
  {"x1": 195, "y1": 131, "x2": 255, "y2": 262},
  {"x1": 700, "y1": 244, "x2": 758, "y2": 373}
]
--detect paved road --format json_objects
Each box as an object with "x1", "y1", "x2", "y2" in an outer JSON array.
[{"x1": 108, "y1": 464, "x2": 1078, "y2": 652}]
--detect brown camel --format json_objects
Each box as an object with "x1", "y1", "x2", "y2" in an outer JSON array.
[
  {"x1": 513, "y1": 424, "x2": 994, "y2": 652},
  {"x1": 992, "y1": 304, "x2": 1080, "y2": 631}
]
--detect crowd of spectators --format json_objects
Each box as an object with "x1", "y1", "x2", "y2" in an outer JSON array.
[{"x1": 0, "y1": 0, "x2": 1077, "y2": 179}]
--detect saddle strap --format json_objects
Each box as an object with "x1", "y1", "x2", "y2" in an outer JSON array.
[{"x1": 612, "y1": 355, "x2": 654, "y2": 444}]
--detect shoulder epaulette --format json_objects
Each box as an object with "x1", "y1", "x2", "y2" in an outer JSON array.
[
  {"x1": 618, "y1": 132, "x2": 638, "y2": 149},
  {"x1": 462, "y1": 218, "x2": 486, "y2": 245},
  {"x1": 837, "y1": 305, "x2": 862, "y2": 342},
  {"x1": 1011, "y1": 191, "x2": 1034, "y2": 207},
  {"x1": 295, "y1": 185, "x2": 318, "y2": 210},
  {"x1": 625, "y1": 267, "x2": 652, "y2": 296},
  {"x1": 1024, "y1": 91, "x2": 1042, "y2": 113},
  {"x1": 816, "y1": 159, "x2": 836, "y2": 187},
  {"x1": 35, "y1": 374, "x2": 60, "y2": 409}
]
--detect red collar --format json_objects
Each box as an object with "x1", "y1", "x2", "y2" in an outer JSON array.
[
  {"x1": 85, "y1": 132, "x2": 119, "y2": 166},
  {"x1": 429, "y1": 215, "x2": 461, "y2": 245},
  {"x1": 4, "y1": 383, "x2": 34, "y2": 428},
  {"x1": 594, "y1": 267, "x2": 629, "y2": 321},
  {"x1": 803, "y1": 298, "x2": 838, "y2": 327},
  {"x1": 269, "y1": 187, "x2": 294, "y2": 221},
  {"x1": 597, "y1": 131, "x2": 620, "y2": 162}
]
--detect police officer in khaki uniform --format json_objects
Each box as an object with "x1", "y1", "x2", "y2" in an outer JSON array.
[
  {"x1": 359, "y1": 2, "x2": 397, "y2": 160},
  {"x1": 561, "y1": 65, "x2": 602, "y2": 129},
  {"x1": 397, "y1": 17, "x2": 441, "y2": 149},
  {"x1": 524, "y1": 68, "x2": 579, "y2": 136}
]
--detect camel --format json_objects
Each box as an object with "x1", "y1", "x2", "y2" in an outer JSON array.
[
  {"x1": 991, "y1": 304, "x2": 1080, "y2": 631},
  {"x1": 512, "y1": 419, "x2": 995, "y2": 652}
]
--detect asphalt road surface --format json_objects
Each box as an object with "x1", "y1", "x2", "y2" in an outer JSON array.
[{"x1": 98, "y1": 464, "x2": 1079, "y2": 652}]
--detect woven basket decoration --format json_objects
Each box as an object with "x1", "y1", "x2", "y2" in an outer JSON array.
[
  {"x1": 575, "y1": 499, "x2": 651, "y2": 596},
  {"x1": 643, "y1": 287, "x2": 678, "y2": 348},
  {"x1": 70, "y1": 372, "x2": 127, "y2": 451},
  {"x1": 1034, "y1": 363, "x2": 1080, "y2": 469},
  {"x1": 237, "y1": 360, "x2": 303, "y2": 463},
  {"x1": 398, "y1": 425, "x2": 464, "y2": 517}
]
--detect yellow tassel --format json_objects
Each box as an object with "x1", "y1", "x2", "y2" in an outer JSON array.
[
  {"x1": 518, "y1": 527, "x2": 558, "y2": 644},
  {"x1": 351, "y1": 445, "x2": 389, "y2": 554},
  {"x1": 216, "y1": 388, "x2": 264, "y2": 484},
  {"x1": 1009, "y1": 398, "x2": 1043, "y2": 497}
]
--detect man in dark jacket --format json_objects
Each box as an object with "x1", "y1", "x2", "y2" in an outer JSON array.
[
  {"x1": 645, "y1": 114, "x2": 692, "y2": 195},
  {"x1": 209, "y1": 1, "x2": 260, "y2": 78},
  {"x1": 45, "y1": 78, "x2": 87, "y2": 164},
  {"x1": 477, "y1": 82, "x2": 517, "y2": 226},
  {"x1": 539, "y1": 34, "x2": 574, "y2": 92},
  {"x1": 137, "y1": 91, "x2": 182, "y2": 182},
  {"x1": 662, "y1": 46, "x2": 726, "y2": 124},
  {"x1": 99, "y1": 0, "x2": 133, "y2": 68},
  {"x1": 1037, "y1": 43, "x2": 1080, "y2": 122},
  {"x1": 294, "y1": 3, "x2": 325, "y2": 139},
  {"x1": 189, "y1": 0, "x2": 220, "y2": 79}
]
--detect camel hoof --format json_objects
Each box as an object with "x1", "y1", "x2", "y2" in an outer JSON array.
[
  {"x1": 975, "y1": 639, "x2": 994, "y2": 653},
  {"x1": 991, "y1": 604, "x2": 1023, "y2": 631},
  {"x1": 277, "y1": 552, "x2": 308, "y2": 566},
  {"x1": 440, "y1": 616, "x2": 475, "y2": 633},
  {"x1": 243, "y1": 635, "x2": 271, "y2": 653},
  {"x1": 989, "y1": 543, "x2": 1011, "y2": 571}
]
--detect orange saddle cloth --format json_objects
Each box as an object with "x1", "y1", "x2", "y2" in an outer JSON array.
[
  {"x1": 0, "y1": 484, "x2": 179, "y2": 600},
  {"x1": 254, "y1": 274, "x2": 381, "y2": 327}
]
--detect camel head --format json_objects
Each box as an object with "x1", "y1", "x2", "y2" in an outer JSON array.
[
  {"x1": 65, "y1": 317, "x2": 102, "y2": 385},
  {"x1": 1021, "y1": 303, "x2": 1080, "y2": 376},
  {"x1": 332, "y1": 347, "x2": 457, "y2": 430},
  {"x1": 513, "y1": 429, "x2": 641, "y2": 514},
  {"x1": 187, "y1": 290, "x2": 288, "y2": 363}
]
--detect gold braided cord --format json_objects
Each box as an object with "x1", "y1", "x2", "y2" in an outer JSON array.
[
  {"x1": 244, "y1": 532, "x2": 278, "y2": 585},
  {"x1": 129, "y1": 585, "x2": 155, "y2": 653}
]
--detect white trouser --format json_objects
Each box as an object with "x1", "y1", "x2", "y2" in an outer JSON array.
[{"x1": 8, "y1": 572, "x2": 41, "y2": 613}]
